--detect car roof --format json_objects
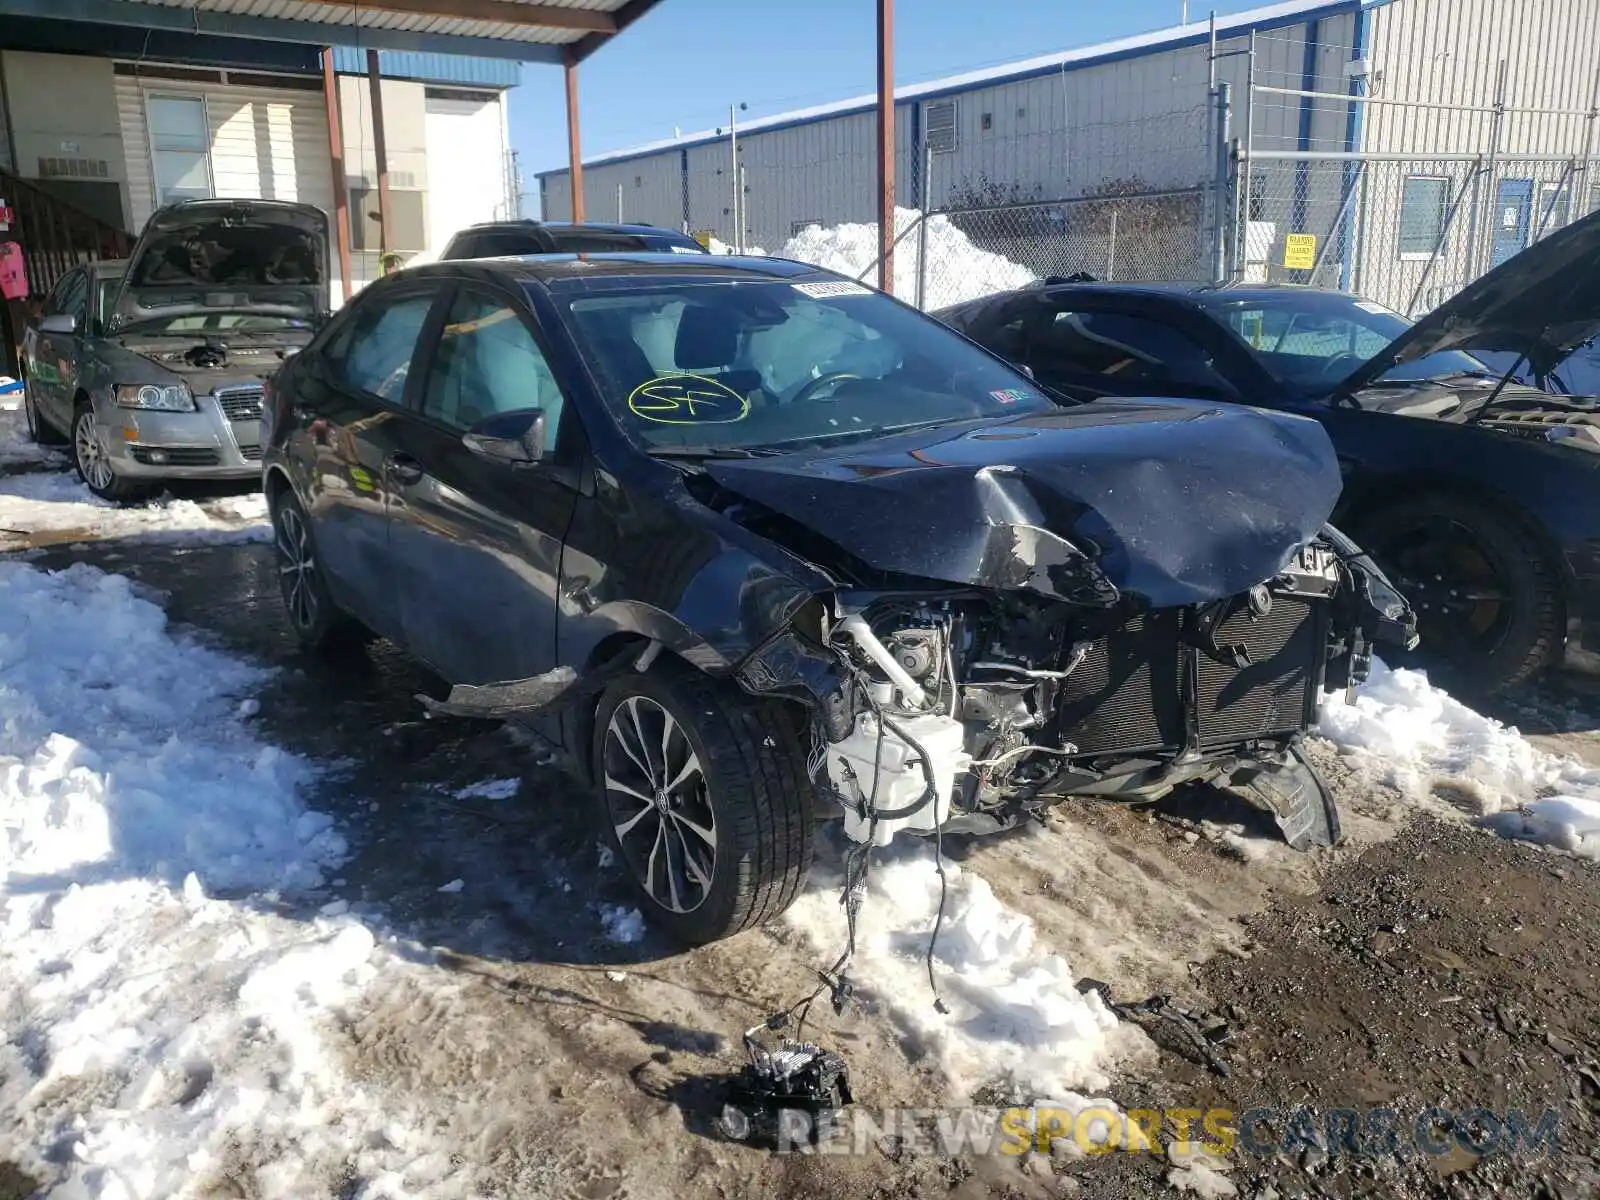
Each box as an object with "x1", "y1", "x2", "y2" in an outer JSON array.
[
  {"x1": 398, "y1": 251, "x2": 824, "y2": 290},
  {"x1": 452, "y1": 219, "x2": 690, "y2": 237},
  {"x1": 1020, "y1": 279, "x2": 1346, "y2": 305}
]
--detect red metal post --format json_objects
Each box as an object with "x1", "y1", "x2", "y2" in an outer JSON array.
[
  {"x1": 564, "y1": 51, "x2": 586, "y2": 221},
  {"x1": 322, "y1": 49, "x2": 353, "y2": 301},
  {"x1": 876, "y1": 0, "x2": 895, "y2": 294},
  {"x1": 366, "y1": 49, "x2": 394, "y2": 261}
]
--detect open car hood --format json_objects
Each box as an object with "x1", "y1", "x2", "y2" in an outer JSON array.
[
  {"x1": 110, "y1": 199, "x2": 330, "y2": 331},
  {"x1": 1339, "y1": 206, "x2": 1600, "y2": 392},
  {"x1": 706, "y1": 400, "x2": 1343, "y2": 609}
]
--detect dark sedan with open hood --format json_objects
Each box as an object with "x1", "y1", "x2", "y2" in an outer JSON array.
[
  {"x1": 21, "y1": 198, "x2": 328, "y2": 502},
  {"x1": 261, "y1": 252, "x2": 1413, "y2": 944},
  {"x1": 939, "y1": 208, "x2": 1600, "y2": 694}
]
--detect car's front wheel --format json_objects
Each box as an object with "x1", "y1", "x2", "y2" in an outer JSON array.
[
  {"x1": 72, "y1": 402, "x2": 155, "y2": 503},
  {"x1": 593, "y1": 663, "x2": 814, "y2": 945}
]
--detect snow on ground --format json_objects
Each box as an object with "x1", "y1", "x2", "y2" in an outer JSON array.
[
  {"x1": 777, "y1": 207, "x2": 1036, "y2": 308},
  {"x1": 0, "y1": 387, "x2": 67, "y2": 471},
  {"x1": 0, "y1": 471, "x2": 270, "y2": 547},
  {"x1": 785, "y1": 847, "x2": 1139, "y2": 1111},
  {"x1": 0, "y1": 394, "x2": 268, "y2": 547},
  {"x1": 0, "y1": 560, "x2": 466, "y2": 1197},
  {"x1": 1318, "y1": 660, "x2": 1600, "y2": 858}
]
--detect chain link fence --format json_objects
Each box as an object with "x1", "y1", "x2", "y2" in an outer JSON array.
[{"x1": 1239, "y1": 149, "x2": 1598, "y2": 316}]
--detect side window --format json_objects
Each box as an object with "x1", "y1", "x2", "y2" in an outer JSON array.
[
  {"x1": 336, "y1": 292, "x2": 434, "y2": 403},
  {"x1": 45, "y1": 271, "x2": 86, "y2": 319},
  {"x1": 57, "y1": 272, "x2": 89, "y2": 328},
  {"x1": 420, "y1": 289, "x2": 565, "y2": 443},
  {"x1": 1035, "y1": 309, "x2": 1225, "y2": 389}
]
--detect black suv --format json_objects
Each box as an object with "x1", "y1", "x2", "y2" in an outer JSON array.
[{"x1": 438, "y1": 220, "x2": 707, "y2": 260}]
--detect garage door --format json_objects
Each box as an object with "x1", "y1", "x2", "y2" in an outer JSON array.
[{"x1": 424, "y1": 90, "x2": 507, "y2": 254}]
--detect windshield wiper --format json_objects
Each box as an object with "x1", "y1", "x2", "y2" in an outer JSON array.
[{"x1": 648, "y1": 445, "x2": 781, "y2": 460}]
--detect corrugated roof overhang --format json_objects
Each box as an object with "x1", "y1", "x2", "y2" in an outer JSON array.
[{"x1": 0, "y1": 0, "x2": 663, "y2": 62}]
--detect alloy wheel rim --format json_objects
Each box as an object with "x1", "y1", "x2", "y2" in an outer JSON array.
[
  {"x1": 74, "y1": 414, "x2": 113, "y2": 490},
  {"x1": 1379, "y1": 521, "x2": 1511, "y2": 661},
  {"x1": 603, "y1": 695, "x2": 717, "y2": 915},
  {"x1": 275, "y1": 506, "x2": 319, "y2": 631}
]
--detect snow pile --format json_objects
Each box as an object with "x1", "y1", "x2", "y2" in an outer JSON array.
[
  {"x1": 599, "y1": 903, "x2": 646, "y2": 944},
  {"x1": 454, "y1": 777, "x2": 520, "y2": 801},
  {"x1": 0, "y1": 471, "x2": 269, "y2": 547},
  {"x1": 777, "y1": 207, "x2": 1036, "y2": 309},
  {"x1": 786, "y1": 850, "x2": 1130, "y2": 1105},
  {"x1": 1318, "y1": 660, "x2": 1600, "y2": 857},
  {"x1": 0, "y1": 561, "x2": 459, "y2": 1196},
  {"x1": 1, "y1": 388, "x2": 68, "y2": 471}
]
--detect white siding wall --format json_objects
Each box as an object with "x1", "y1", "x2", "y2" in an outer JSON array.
[
  {"x1": 3, "y1": 52, "x2": 129, "y2": 227},
  {"x1": 422, "y1": 89, "x2": 510, "y2": 252},
  {"x1": 115, "y1": 73, "x2": 335, "y2": 232}
]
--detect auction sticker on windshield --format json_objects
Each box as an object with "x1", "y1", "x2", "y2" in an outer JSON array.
[
  {"x1": 793, "y1": 281, "x2": 872, "y2": 299},
  {"x1": 628, "y1": 374, "x2": 751, "y2": 424}
]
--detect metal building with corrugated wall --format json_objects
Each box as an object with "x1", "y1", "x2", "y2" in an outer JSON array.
[{"x1": 536, "y1": 0, "x2": 1600, "y2": 310}]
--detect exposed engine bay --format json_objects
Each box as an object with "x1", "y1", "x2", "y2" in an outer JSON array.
[{"x1": 740, "y1": 526, "x2": 1415, "y2": 854}]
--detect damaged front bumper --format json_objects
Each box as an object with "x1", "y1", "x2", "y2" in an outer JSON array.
[{"x1": 736, "y1": 525, "x2": 1416, "y2": 853}]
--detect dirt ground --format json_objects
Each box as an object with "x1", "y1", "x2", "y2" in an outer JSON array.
[{"x1": 12, "y1": 527, "x2": 1600, "y2": 1200}]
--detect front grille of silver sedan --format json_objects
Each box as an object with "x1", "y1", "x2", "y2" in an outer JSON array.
[{"x1": 215, "y1": 385, "x2": 265, "y2": 422}]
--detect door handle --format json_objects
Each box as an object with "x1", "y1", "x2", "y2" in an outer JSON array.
[{"x1": 385, "y1": 453, "x2": 425, "y2": 485}]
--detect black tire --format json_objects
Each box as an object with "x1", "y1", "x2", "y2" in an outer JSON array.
[
  {"x1": 1354, "y1": 492, "x2": 1562, "y2": 694},
  {"x1": 71, "y1": 402, "x2": 157, "y2": 504},
  {"x1": 23, "y1": 386, "x2": 67, "y2": 445},
  {"x1": 592, "y1": 661, "x2": 814, "y2": 945},
  {"x1": 269, "y1": 489, "x2": 372, "y2": 655}
]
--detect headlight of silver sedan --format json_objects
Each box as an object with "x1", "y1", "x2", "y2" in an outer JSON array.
[{"x1": 114, "y1": 383, "x2": 195, "y2": 412}]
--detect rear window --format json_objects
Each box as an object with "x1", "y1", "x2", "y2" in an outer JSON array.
[{"x1": 539, "y1": 229, "x2": 655, "y2": 253}]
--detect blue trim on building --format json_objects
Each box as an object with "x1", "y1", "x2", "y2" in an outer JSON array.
[
  {"x1": 0, "y1": 17, "x2": 516, "y2": 86},
  {"x1": 328, "y1": 47, "x2": 519, "y2": 88},
  {"x1": 0, "y1": 0, "x2": 562, "y2": 64},
  {"x1": 539, "y1": 0, "x2": 1391, "y2": 180},
  {"x1": 1339, "y1": 6, "x2": 1370, "y2": 290},
  {"x1": 1292, "y1": 17, "x2": 1322, "y2": 250}
]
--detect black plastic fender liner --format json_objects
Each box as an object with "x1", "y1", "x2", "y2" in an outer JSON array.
[{"x1": 1231, "y1": 740, "x2": 1342, "y2": 851}]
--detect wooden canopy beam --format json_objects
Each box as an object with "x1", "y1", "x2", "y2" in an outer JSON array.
[{"x1": 569, "y1": 0, "x2": 663, "y2": 63}]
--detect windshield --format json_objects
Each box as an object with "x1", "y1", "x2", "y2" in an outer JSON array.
[
  {"x1": 1204, "y1": 292, "x2": 1492, "y2": 392},
  {"x1": 553, "y1": 278, "x2": 1055, "y2": 453}
]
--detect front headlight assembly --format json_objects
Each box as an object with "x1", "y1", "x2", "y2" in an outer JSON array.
[{"x1": 114, "y1": 383, "x2": 195, "y2": 412}]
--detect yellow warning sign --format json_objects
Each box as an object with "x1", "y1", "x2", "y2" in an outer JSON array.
[
  {"x1": 1283, "y1": 233, "x2": 1317, "y2": 270},
  {"x1": 692, "y1": 229, "x2": 715, "y2": 250}
]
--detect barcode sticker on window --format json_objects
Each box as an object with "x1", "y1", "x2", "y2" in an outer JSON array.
[{"x1": 793, "y1": 280, "x2": 872, "y2": 299}]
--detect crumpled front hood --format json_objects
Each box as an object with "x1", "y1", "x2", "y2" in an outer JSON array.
[
  {"x1": 1340, "y1": 206, "x2": 1600, "y2": 390},
  {"x1": 706, "y1": 400, "x2": 1343, "y2": 608}
]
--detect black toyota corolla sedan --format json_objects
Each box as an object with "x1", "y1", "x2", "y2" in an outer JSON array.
[
  {"x1": 261, "y1": 253, "x2": 1412, "y2": 944},
  {"x1": 939, "y1": 209, "x2": 1600, "y2": 695}
]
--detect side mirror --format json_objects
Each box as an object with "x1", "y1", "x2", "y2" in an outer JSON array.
[
  {"x1": 463, "y1": 408, "x2": 546, "y2": 465},
  {"x1": 39, "y1": 313, "x2": 77, "y2": 335}
]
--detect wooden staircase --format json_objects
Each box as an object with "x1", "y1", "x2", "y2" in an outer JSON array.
[{"x1": 1, "y1": 167, "x2": 134, "y2": 376}]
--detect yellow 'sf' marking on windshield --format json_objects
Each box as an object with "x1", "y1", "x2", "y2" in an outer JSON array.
[{"x1": 627, "y1": 374, "x2": 751, "y2": 425}]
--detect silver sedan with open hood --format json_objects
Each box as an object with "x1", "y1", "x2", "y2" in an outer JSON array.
[{"x1": 22, "y1": 198, "x2": 329, "y2": 502}]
